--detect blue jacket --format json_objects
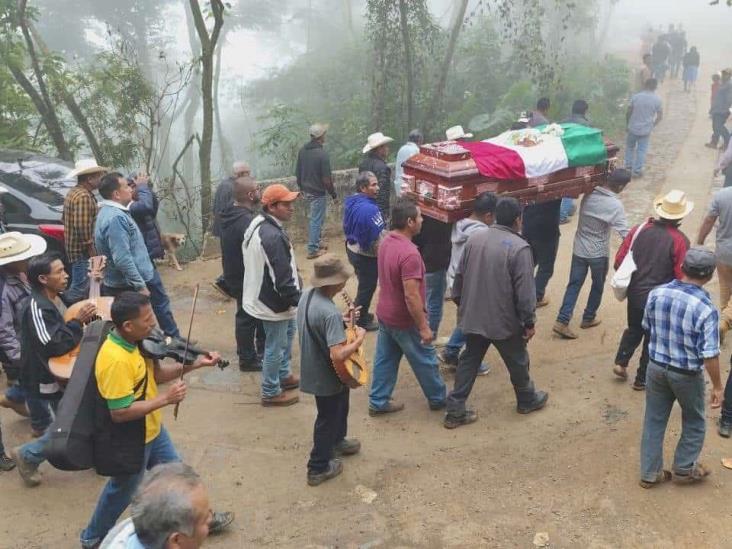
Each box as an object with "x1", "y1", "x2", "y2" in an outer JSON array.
[
  {"x1": 343, "y1": 193, "x2": 384, "y2": 254},
  {"x1": 95, "y1": 201, "x2": 154, "y2": 291},
  {"x1": 128, "y1": 184, "x2": 164, "y2": 260}
]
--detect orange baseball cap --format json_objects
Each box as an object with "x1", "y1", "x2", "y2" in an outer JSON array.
[{"x1": 261, "y1": 184, "x2": 300, "y2": 206}]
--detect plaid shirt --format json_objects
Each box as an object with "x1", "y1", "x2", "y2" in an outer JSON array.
[
  {"x1": 642, "y1": 279, "x2": 719, "y2": 371},
  {"x1": 62, "y1": 186, "x2": 98, "y2": 262}
]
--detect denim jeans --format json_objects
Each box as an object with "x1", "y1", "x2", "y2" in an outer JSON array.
[
  {"x1": 559, "y1": 197, "x2": 575, "y2": 222},
  {"x1": 711, "y1": 113, "x2": 731, "y2": 148},
  {"x1": 425, "y1": 269, "x2": 447, "y2": 335},
  {"x1": 18, "y1": 400, "x2": 58, "y2": 466},
  {"x1": 260, "y1": 318, "x2": 296, "y2": 398},
  {"x1": 305, "y1": 194, "x2": 327, "y2": 255},
  {"x1": 66, "y1": 258, "x2": 90, "y2": 304},
  {"x1": 624, "y1": 132, "x2": 650, "y2": 175},
  {"x1": 527, "y1": 234, "x2": 559, "y2": 300},
  {"x1": 146, "y1": 268, "x2": 180, "y2": 338},
  {"x1": 346, "y1": 248, "x2": 378, "y2": 326},
  {"x1": 640, "y1": 361, "x2": 706, "y2": 482},
  {"x1": 6, "y1": 384, "x2": 52, "y2": 432},
  {"x1": 556, "y1": 255, "x2": 609, "y2": 325},
  {"x1": 615, "y1": 301, "x2": 650, "y2": 385},
  {"x1": 80, "y1": 427, "x2": 180, "y2": 547},
  {"x1": 235, "y1": 293, "x2": 265, "y2": 363},
  {"x1": 444, "y1": 326, "x2": 467, "y2": 359},
  {"x1": 369, "y1": 322, "x2": 446, "y2": 410},
  {"x1": 308, "y1": 388, "x2": 349, "y2": 474}
]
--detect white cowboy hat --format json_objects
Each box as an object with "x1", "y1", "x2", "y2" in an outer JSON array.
[
  {"x1": 0, "y1": 232, "x2": 47, "y2": 267},
  {"x1": 68, "y1": 158, "x2": 109, "y2": 179},
  {"x1": 362, "y1": 132, "x2": 394, "y2": 154},
  {"x1": 445, "y1": 125, "x2": 474, "y2": 141},
  {"x1": 654, "y1": 189, "x2": 694, "y2": 220}
]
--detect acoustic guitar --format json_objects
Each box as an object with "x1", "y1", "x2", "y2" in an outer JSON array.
[
  {"x1": 48, "y1": 256, "x2": 114, "y2": 381},
  {"x1": 331, "y1": 292, "x2": 369, "y2": 389}
]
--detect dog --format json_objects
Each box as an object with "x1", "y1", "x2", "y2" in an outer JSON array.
[{"x1": 160, "y1": 233, "x2": 186, "y2": 271}]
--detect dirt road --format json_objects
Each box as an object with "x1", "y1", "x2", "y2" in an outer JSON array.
[{"x1": 1, "y1": 66, "x2": 731, "y2": 549}]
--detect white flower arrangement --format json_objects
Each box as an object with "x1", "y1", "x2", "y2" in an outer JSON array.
[{"x1": 541, "y1": 123, "x2": 565, "y2": 137}]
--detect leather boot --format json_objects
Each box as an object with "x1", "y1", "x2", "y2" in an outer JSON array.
[{"x1": 514, "y1": 382, "x2": 549, "y2": 414}]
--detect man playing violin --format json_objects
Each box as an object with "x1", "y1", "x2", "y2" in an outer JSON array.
[
  {"x1": 80, "y1": 291, "x2": 233, "y2": 548},
  {"x1": 11, "y1": 253, "x2": 97, "y2": 485},
  {"x1": 297, "y1": 254, "x2": 366, "y2": 486}
]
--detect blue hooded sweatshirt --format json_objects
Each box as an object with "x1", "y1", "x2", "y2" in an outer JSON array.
[{"x1": 343, "y1": 193, "x2": 385, "y2": 255}]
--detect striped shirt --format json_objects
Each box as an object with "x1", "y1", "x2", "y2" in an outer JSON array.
[
  {"x1": 63, "y1": 185, "x2": 98, "y2": 262},
  {"x1": 573, "y1": 186, "x2": 629, "y2": 259},
  {"x1": 642, "y1": 280, "x2": 719, "y2": 371}
]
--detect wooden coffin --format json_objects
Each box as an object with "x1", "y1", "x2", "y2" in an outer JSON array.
[{"x1": 402, "y1": 140, "x2": 619, "y2": 223}]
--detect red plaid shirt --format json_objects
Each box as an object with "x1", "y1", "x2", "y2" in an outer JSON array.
[{"x1": 62, "y1": 185, "x2": 98, "y2": 262}]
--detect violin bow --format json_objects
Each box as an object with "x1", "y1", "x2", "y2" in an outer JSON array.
[{"x1": 174, "y1": 283, "x2": 200, "y2": 420}]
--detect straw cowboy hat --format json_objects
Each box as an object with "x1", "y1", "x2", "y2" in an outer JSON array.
[
  {"x1": 445, "y1": 125, "x2": 473, "y2": 140},
  {"x1": 0, "y1": 232, "x2": 47, "y2": 267},
  {"x1": 654, "y1": 189, "x2": 694, "y2": 220},
  {"x1": 68, "y1": 158, "x2": 109, "y2": 179},
  {"x1": 310, "y1": 253, "x2": 354, "y2": 288},
  {"x1": 362, "y1": 132, "x2": 394, "y2": 154},
  {"x1": 309, "y1": 123, "x2": 329, "y2": 139}
]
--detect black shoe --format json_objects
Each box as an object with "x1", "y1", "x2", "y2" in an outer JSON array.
[
  {"x1": 209, "y1": 511, "x2": 234, "y2": 534},
  {"x1": 0, "y1": 453, "x2": 15, "y2": 471},
  {"x1": 307, "y1": 459, "x2": 343, "y2": 486},
  {"x1": 239, "y1": 358, "x2": 262, "y2": 372},
  {"x1": 438, "y1": 350, "x2": 459, "y2": 367},
  {"x1": 334, "y1": 438, "x2": 361, "y2": 456},
  {"x1": 516, "y1": 390, "x2": 549, "y2": 414},
  {"x1": 443, "y1": 410, "x2": 478, "y2": 429},
  {"x1": 368, "y1": 400, "x2": 405, "y2": 416},
  {"x1": 719, "y1": 420, "x2": 732, "y2": 438},
  {"x1": 211, "y1": 279, "x2": 234, "y2": 300}
]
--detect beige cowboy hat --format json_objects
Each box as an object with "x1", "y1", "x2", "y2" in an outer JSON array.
[
  {"x1": 445, "y1": 125, "x2": 473, "y2": 140},
  {"x1": 309, "y1": 123, "x2": 329, "y2": 139},
  {"x1": 68, "y1": 158, "x2": 109, "y2": 179},
  {"x1": 362, "y1": 132, "x2": 394, "y2": 154},
  {"x1": 654, "y1": 189, "x2": 694, "y2": 220},
  {"x1": 0, "y1": 232, "x2": 47, "y2": 267},
  {"x1": 310, "y1": 253, "x2": 354, "y2": 288}
]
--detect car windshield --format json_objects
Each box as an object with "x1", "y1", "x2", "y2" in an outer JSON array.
[{"x1": 0, "y1": 158, "x2": 74, "y2": 207}]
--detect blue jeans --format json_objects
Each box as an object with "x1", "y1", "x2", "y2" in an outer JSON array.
[
  {"x1": 66, "y1": 258, "x2": 90, "y2": 304},
  {"x1": 260, "y1": 318, "x2": 296, "y2": 398},
  {"x1": 146, "y1": 268, "x2": 180, "y2": 338},
  {"x1": 18, "y1": 400, "x2": 58, "y2": 465},
  {"x1": 559, "y1": 197, "x2": 575, "y2": 222},
  {"x1": 556, "y1": 255, "x2": 608, "y2": 325},
  {"x1": 425, "y1": 270, "x2": 446, "y2": 335},
  {"x1": 640, "y1": 361, "x2": 706, "y2": 482},
  {"x1": 369, "y1": 322, "x2": 446, "y2": 410},
  {"x1": 445, "y1": 326, "x2": 467, "y2": 359},
  {"x1": 624, "y1": 132, "x2": 650, "y2": 175},
  {"x1": 305, "y1": 194, "x2": 327, "y2": 255},
  {"x1": 6, "y1": 384, "x2": 52, "y2": 432},
  {"x1": 80, "y1": 427, "x2": 180, "y2": 547}
]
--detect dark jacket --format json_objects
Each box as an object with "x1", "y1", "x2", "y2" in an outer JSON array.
[
  {"x1": 522, "y1": 199, "x2": 561, "y2": 241},
  {"x1": 413, "y1": 216, "x2": 453, "y2": 273},
  {"x1": 614, "y1": 218, "x2": 689, "y2": 308},
  {"x1": 296, "y1": 140, "x2": 333, "y2": 197},
  {"x1": 242, "y1": 213, "x2": 302, "y2": 321},
  {"x1": 359, "y1": 153, "x2": 392, "y2": 220},
  {"x1": 220, "y1": 203, "x2": 257, "y2": 296},
  {"x1": 128, "y1": 184, "x2": 164, "y2": 260},
  {"x1": 20, "y1": 290, "x2": 83, "y2": 399},
  {"x1": 211, "y1": 176, "x2": 235, "y2": 237}
]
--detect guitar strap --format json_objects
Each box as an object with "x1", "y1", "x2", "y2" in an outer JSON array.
[{"x1": 303, "y1": 289, "x2": 333, "y2": 366}]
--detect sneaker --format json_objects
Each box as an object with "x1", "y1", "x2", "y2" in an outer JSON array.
[
  {"x1": 209, "y1": 511, "x2": 234, "y2": 534},
  {"x1": 0, "y1": 453, "x2": 15, "y2": 471},
  {"x1": 580, "y1": 318, "x2": 601, "y2": 329},
  {"x1": 306, "y1": 250, "x2": 327, "y2": 260},
  {"x1": 280, "y1": 374, "x2": 300, "y2": 391},
  {"x1": 719, "y1": 419, "x2": 732, "y2": 438},
  {"x1": 0, "y1": 395, "x2": 29, "y2": 418},
  {"x1": 477, "y1": 363, "x2": 491, "y2": 376},
  {"x1": 536, "y1": 297, "x2": 550, "y2": 308},
  {"x1": 443, "y1": 410, "x2": 478, "y2": 429},
  {"x1": 438, "y1": 350, "x2": 459, "y2": 367},
  {"x1": 517, "y1": 390, "x2": 549, "y2": 414},
  {"x1": 368, "y1": 400, "x2": 404, "y2": 416},
  {"x1": 261, "y1": 392, "x2": 299, "y2": 407},
  {"x1": 307, "y1": 459, "x2": 343, "y2": 486},
  {"x1": 210, "y1": 279, "x2": 234, "y2": 300},
  {"x1": 334, "y1": 438, "x2": 361, "y2": 456},
  {"x1": 9, "y1": 447, "x2": 40, "y2": 487},
  {"x1": 553, "y1": 321, "x2": 578, "y2": 339},
  {"x1": 318, "y1": 242, "x2": 328, "y2": 251},
  {"x1": 238, "y1": 358, "x2": 262, "y2": 372}
]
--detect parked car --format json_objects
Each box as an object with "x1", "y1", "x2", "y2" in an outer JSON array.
[{"x1": 0, "y1": 149, "x2": 75, "y2": 259}]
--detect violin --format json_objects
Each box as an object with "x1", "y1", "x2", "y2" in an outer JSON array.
[{"x1": 140, "y1": 328, "x2": 229, "y2": 370}]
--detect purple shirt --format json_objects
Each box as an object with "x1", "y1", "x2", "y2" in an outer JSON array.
[{"x1": 376, "y1": 232, "x2": 425, "y2": 329}]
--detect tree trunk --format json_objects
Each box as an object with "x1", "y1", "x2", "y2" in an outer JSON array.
[
  {"x1": 213, "y1": 39, "x2": 233, "y2": 172},
  {"x1": 398, "y1": 0, "x2": 414, "y2": 132},
  {"x1": 422, "y1": 0, "x2": 469, "y2": 137},
  {"x1": 370, "y1": 47, "x2": 386, "y2": 132}
]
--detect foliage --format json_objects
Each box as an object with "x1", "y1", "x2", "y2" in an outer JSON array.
[{"x1": 0, "y1": 63, "x2": 36, "y2": 148}]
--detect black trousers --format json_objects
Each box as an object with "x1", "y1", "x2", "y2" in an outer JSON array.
[
  {"x1": 615, "y1": 300, "x2": 650, "y2": 384},
  {"x1": 235, "y1": 293, "x2": 265, "y2": 363},
  {"x1": 308, "y1": 388, "x2": 349, "y2": 473},
  {"x1": 446, "y1": 333, "x2": 531, "y2": 418},
  {"x1": 711, "y1": 112, "x2": 731, "y2": 148},
  {"x1": 346, "y1": 248, "x2": 378, "y2": 325},
  {"x1": 722, "y1": 364, "x2": 732, "y2": 425},
  {"x1": 527, "y1": 234, "x2": 560, "y2": 300}
]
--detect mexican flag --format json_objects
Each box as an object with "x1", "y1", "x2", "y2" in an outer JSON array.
[{"x1": 459, "y1": 123, "x2": 608, "y2": 181}]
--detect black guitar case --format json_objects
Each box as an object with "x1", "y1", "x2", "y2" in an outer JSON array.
[{"x1": 45, "y1": 320, "x2": 112, "y2": 471}]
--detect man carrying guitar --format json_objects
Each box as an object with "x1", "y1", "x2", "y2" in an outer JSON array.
[
  {"x1": 297, "y1": 254, "x2": 366, "y2": 486},
  {"x1": 11, "y1": 253, "x2": 97, "y2": 486}
]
